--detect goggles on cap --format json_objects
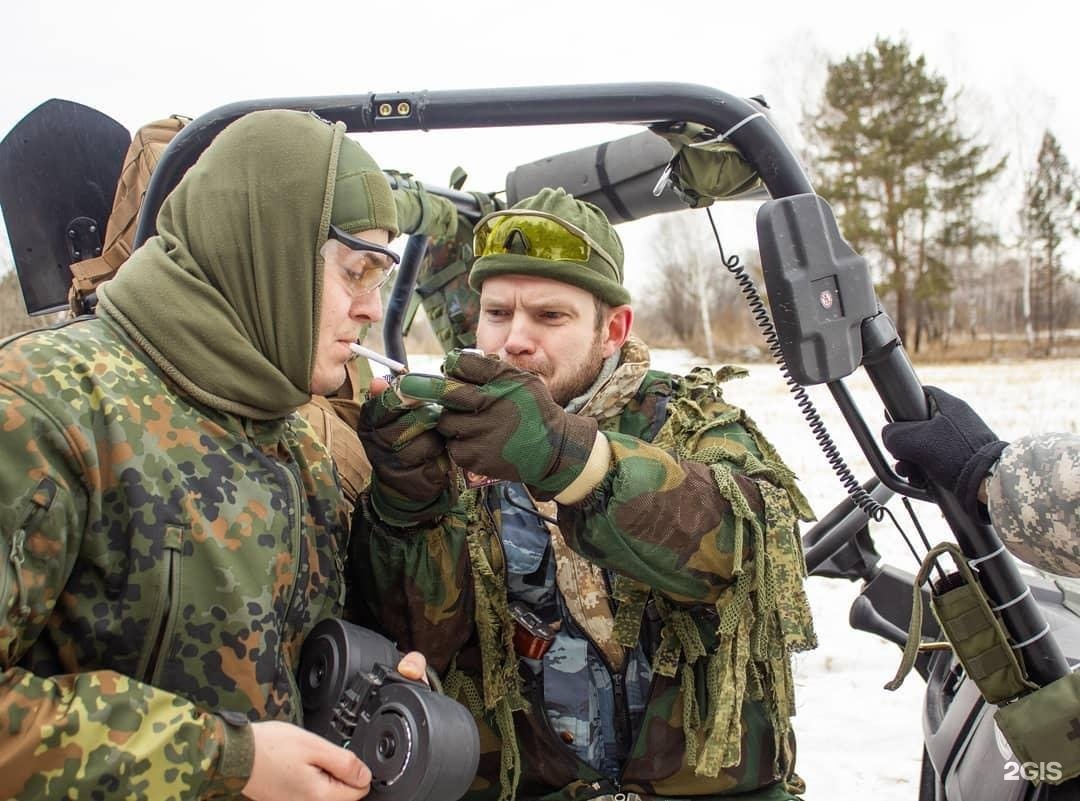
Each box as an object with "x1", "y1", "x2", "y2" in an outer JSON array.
[
  {"x1": 473, "y1": 210, "x2": 619, "y2": 272},
  {"x1": 327, "y1": 224, "x2": 400, "y2": 296}
]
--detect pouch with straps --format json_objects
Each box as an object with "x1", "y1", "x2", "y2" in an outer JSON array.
[
  {"x1": 649, "y1": 119, "x2": 763, "y2": 209},
  {"x1": 885, "y1": 541, "x2": 1036, "y2": 704}
]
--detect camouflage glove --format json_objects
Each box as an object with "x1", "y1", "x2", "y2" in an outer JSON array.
[
  {"x1": 882, "y1": 386, "x2": 1008, "y2": 517},
  {"x1": 356, "y1": 387, "x2": 456, "y2": 525},
  {"x1": 397, "y1": 350, "x2": 601, "y2": 501}
]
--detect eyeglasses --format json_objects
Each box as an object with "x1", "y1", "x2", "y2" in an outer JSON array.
[
  {"x1": 473, "y1": 210, "x2": 619, "y2": 272},
  {"x1": 327, "y1": 224, "x2": 400, "y2": 296}
]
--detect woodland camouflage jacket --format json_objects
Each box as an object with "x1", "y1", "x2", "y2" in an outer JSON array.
[
  {"x1": 351, "y1": 339, "x2": 817, "y2": 801},
  {"x1": 0, "y1": 317, "x2": 345, "y2": 800}
]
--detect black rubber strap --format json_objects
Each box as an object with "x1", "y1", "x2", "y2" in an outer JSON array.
[{"x1": 595, "y1": 141, "x2": 633, "y2": 223}]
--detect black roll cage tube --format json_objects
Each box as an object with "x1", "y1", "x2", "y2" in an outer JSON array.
[{"x1": 133, "y1": 82, "x2": 1069, "y2": 687}]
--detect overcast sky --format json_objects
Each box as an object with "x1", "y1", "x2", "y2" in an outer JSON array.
[{"x1": 2, "y1": 0, "x2": 1076, "y2": 293}]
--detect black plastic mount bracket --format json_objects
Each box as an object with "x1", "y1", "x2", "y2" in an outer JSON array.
[{"x1": 756, "y1": 193, "x2": 878, "y2": 385}]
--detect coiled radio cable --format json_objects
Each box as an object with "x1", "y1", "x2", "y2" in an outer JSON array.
[{"x1": 704, "y1": 207, "x2": 888, "y2": 523}]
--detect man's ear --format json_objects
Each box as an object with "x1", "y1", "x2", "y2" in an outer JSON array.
[{"x1": 601, "y1": 305, "x2": 634, "y2": 358}]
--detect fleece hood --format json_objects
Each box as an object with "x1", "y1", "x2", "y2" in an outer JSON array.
[{"x1": 98, "y1": 109, "x2": 393, "y2": 419}]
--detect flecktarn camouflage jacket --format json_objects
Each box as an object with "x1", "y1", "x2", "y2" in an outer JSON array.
[
  {"x1": 351, "y1": 339, "x2": 817, "y2": 801},
  {"x1": 0, "y1": 318, "x2": 345, "y2": 800}
]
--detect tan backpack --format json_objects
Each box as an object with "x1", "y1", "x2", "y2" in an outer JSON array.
[{"x1": 67, "y1": 115, "x2": 190, "y2": 315}]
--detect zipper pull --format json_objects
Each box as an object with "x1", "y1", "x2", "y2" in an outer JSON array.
[{"x1": 10, "y1": 529, "x2": 31, "y2": 618}]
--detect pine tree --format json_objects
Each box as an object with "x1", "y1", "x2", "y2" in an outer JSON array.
[{"x1": 810, "y1": 38, "x2": 1004, "y2": 348}]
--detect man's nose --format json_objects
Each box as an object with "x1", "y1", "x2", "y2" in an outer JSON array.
[
  {"x1": 502, "y1": 314, "x2": 537, "y2": 354},
  {"x1": 351, "y1": 290, "x2": 383, "y2": 324}
]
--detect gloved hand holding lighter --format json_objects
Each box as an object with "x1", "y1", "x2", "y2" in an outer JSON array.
[
  {"x1": 356, "y1": 379, "x2": 456, "y2": 526},
  {"x1": 882, "y1": 385, "x2": 1008, "y2": 517},
  {"x1": 396, "y1": 349, "x2": 606, "y2": 502}
]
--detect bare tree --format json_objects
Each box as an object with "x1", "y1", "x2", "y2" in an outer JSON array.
[
  {"x1": 640, "y1": 214, "x2": 710, "y2": 356},
  {"x1": 636, "y1": 211, "x2": 762, "y2": 359},
  {"x1": 1023, "y1": 130, "x2": 1080, "y2": 354}
]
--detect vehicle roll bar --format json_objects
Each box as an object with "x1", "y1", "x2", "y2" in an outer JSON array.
[{"x1": 135, "y1": 83, "x2": 1068, "y2": 686}]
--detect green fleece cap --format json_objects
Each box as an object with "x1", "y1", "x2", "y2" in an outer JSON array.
[
  {"x1": 469, "y1": 187, "x2": 630, "y2": 306},
  {"x1": 332, "y1": 136, "x2": 399, "y2": 238}
]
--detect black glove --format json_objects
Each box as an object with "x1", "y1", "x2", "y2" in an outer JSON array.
[
  {"x1": 882, "y1": 386, "x2": 1008, "y2": 517},
  {"x1": 356, "y1": 387, "x2": 456, "y2": 526}
]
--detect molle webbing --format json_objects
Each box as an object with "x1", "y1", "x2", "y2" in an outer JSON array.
[
  {"x1": 885, "y1": 541, "x2": 1036, "y2": 705},
  {"x1": 67, "y1": 116, "x2": 189, "y2": 315}
]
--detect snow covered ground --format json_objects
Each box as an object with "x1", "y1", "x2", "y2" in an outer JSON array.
[{"x1": 391, "y1": 350, "x2": 1080, "y2": 799}]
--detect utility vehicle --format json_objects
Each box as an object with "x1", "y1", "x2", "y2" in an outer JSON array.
[{"x1": 3, "y1": 83, "x2": 1077, "y2": 800}]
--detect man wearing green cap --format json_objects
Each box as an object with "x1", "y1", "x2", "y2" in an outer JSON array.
[
  {"x1": 0, "y1": 109, "x2": 425, "y2": 801},
  {"x1": 352, "y1": 187, "x2": 818, "y2": 801}
]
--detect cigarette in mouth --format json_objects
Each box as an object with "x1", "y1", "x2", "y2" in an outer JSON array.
[{"x1": 348, "y1": 342, "x2": 407, "y2": 375}]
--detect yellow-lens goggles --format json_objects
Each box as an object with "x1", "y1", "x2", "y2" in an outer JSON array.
[{"x1": 473, "y1": 210, "x2": 618, "y2": 271}]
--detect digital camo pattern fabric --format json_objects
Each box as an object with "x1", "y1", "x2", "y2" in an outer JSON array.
[
  {"x1": 989, "y1": 432, "x2": 1080, "y2": 577},
  {"x1": 351, "y1": 338, "x2": 816, "y2": 801},
  {"x1": 0, "y1": 318, "x2": 345, "y2": 800}
]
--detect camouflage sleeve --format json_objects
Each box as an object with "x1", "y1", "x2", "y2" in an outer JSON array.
[
  {"x1": 392, "y1": 182, "x2": 458, "y2": 239},
  {"x1": 987, "y1": 432, "x2": 1080, "y2": 577},
  {"x1": 556, "y1": 417, "x2": 781, "y2": 606},
  {"x1": 0, "y1": 384, "x2": 248, "y2": 800},
  {"x1": 347, "y1": 497, "x2": 475, "y2": 674}
]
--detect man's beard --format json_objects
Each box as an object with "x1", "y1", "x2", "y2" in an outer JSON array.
[{"x1": 508, "y1": 328, "x2": 606, "y2": 407}]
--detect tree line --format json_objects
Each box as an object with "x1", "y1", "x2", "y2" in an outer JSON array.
[
  {"x1": 639, "y1": 37, "x2": 1079, "y2": 359},
  {"x1": 3, "y1": 38, "x2": 1077, "y2": 356}
]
